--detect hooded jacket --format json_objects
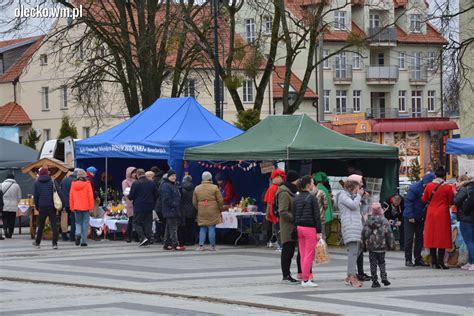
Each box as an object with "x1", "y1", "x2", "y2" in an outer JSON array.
[
  {"x1": 181, "y1": 179, "x2": 197, "y2": 219},
  {"x1": 403, "y1": 173, "x2": 435, "y2": 221},
  {"x1": 339, "y1": 190, "x2": 363, "y2": 244},
  {"x1": 34, "y1": 175, "x2": 55, "y2": 210},
  {"x1": 1, "y1": 179, "x2": 22, "y2": 213},
  {"x1": 362, "y1": 215, "x2": 395, "y2": 252},
  {"x1": 122, "y1": 167, "x2": 136, "y2": 217},
  {"x1": 70, "y1": 179, "x2": 94, "y2": 212},
  {"x1": 59, "y1": 175, "x2": 74, "y2": 209},
  {"x1": 193, "y1": 180, "x2": 223, "y2": 226},
  {"x1": 454, "y1": 180, "x2": 474, "y2": 224},
  {"x1": 276, "y1": 182, "x2": 297, "y2": 244}
]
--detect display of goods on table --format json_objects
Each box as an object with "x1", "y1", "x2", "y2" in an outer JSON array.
[
  {"x1": 228, "y1": 197, "x2": 258, "y2": 213},
  {"x1": 104, "y1": 202, "x2": 128, "y2": 220}
]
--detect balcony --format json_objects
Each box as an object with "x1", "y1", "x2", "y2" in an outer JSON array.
[
  {"x1": 333, "y1": 65, "x2": 353, "y2": 84},
  {"x1": 366, "y1": 108, "x2": 429, "y2": 119},
  {"x1": 409, "y1": 66, "x2": 428, "y2": 84},
  {"x1": 366, "y1": 65, "x2": 398, "y2": 84},
  {"x1": 368, "y1": 27, "x2": 397, "y2": 45}
]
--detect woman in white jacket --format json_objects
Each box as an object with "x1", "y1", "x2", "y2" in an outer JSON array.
[
  {"x1": 338, "y1": 175, "x2": 364, "y2": 288},
  {"x1": 1, "y1": 174, "x2": 22, "y2": 238}
]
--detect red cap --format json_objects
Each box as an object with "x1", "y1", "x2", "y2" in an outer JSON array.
[
  {"x1": 271, "y1": 169, "x2": 286, "y2": 181},
  {"x1": 38, "y1": 168, "x2": 49, "y2": 176}
]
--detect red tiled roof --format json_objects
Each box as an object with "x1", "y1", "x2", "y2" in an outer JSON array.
[
  {"x1": 0, "y1": 35, "x2": 44, "y2": 82},
  {"x1": 324, "y1": 22, "x2": 366, "y2": 42},
  {"x1": 0, "y1": 102, "x2": 32, "y2": 125},
  {"x1": 0, "y1": 36, "x2": 40, "y2": 49},
  {"x1": 396, "y1": 23, "x2": 448, "y2": 44},
  {"x1": 272, "y1": 66, "x2": 317, "y2": 99}
]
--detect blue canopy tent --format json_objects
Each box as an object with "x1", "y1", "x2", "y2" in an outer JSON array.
[
  {"x1": 75, "y1": 97, "x2": 242, "y2": 192},
  {"x1": 446, "y1": 137, "x2": 474, "y2": 155}
]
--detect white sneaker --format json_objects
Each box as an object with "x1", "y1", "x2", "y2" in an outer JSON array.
[
  {"x1": 469, "y1": 265, "x2": 474, "y2": 271},
  {"x1": 267, "y1": 241, "x2": 273, "y2": 248},
  {"x1": 461, "y1": 263, "x2": 471, "y2": 270},
  {"x1": 275, "y1": 247, "x2": 282, "y2": 253},
  {"x1": 301, "y1": 280, "x2": 319, "y2": 287},
  {"x1": 139, "y1": 238, "x2": 149, "y2": 247}
]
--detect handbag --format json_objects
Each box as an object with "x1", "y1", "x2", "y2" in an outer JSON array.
[{"x1": 52, "y1": 181, "x2": 63, "y2": 211}]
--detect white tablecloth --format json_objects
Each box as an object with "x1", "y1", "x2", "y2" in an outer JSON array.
[
  {"x1": 216, "y1": 212, "x2": 265, "y2": 229},
  {"x1": 89, "y1": 217, "x2": 128, "y2": 230}
]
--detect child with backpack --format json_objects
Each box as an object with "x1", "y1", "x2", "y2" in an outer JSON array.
[{"x1": 362, "y1": 202, "x2": 395, "y2": 288}]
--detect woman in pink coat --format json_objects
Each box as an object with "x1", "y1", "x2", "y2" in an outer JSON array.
[{"x1": 122, "y1": 167, "x2": 137, "y2": 243}]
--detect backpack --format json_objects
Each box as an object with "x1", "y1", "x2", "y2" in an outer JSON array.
[{"x1": 461, "y1": 187, "x2": 474, "y2": 216}]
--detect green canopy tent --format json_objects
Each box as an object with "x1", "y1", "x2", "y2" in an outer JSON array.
[{"x1": 185, "y1": 114, "x2": 399, "y2": 201}]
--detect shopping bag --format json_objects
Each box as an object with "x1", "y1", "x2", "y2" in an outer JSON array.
[
  {"x1": 60, "y1": 211, "x2": 68, "y2": 232},
  {"x1": 315, "y1": 238, "x2": 330, "y2": 265}
]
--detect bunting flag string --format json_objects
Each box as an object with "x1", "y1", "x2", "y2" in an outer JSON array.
[{"x1": 197, "y1": 161, "x2": 258, "y2": 172}]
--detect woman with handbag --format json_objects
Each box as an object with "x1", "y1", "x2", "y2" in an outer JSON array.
[
  {"x1": 1, "y1": 174, "x2": 22, "y2": 239},
  {"x1": 70, "y1": 169, "x2": 94, "y2": 247},
  {"x1": 33, "y1": 167, "x2": 59, "y2": 249}
]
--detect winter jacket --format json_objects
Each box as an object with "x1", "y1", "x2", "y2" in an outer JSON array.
[
  {"x1": 59, "y1": 175, "x2": 74, "y2": 209},
  {"x1": 193, "y1": 180, "x2": 223, "y2": 226},
  {"x1": 339, "y1": 190, "x2": 363, "y2": 244},
  {"x1": 70, "y1": 179, "x2": 94, "y2": 212},
  {"x1": 34, "y1": 175, "x2": 55, "y2": 210},
  {"x1": 277, "y1": 182, "x2": 297, "y2": 244},
  {"x1": 1, "y1": 179, "x2": 22, "y2": 213},
  {"x1": 220, "y1": 180, "x2": 239, "y2": 205},
  {"x1": 128, "y1": 176, "x2": 158, "y2": 214},
  {"x1": 160, "y1": 179, "x2": 180, "y2": 218},
  {"x1": 122, "y1": 167, "x2": 136, "y2": 217},
  {"x1": 294, "y1": 191, "x2": 322, "y2": 233},
  {"x1": 403, "y1": 173, "x2": 435, "y2": 221},
  {"x1": 384, "y1": 196, "x2": 404, "y2": 223},
  {"x1": 454, "y1": 180, "x2": 474, "y2": 224},
  {"x1": 181, "y1": 180, "x2": 197, "y2": 219},
  {"x1": 362, "y1": 215, "x2": 395, "y2": 252}
]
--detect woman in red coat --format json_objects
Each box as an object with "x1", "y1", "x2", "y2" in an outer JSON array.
[{"x1": 422, "y1": 167, "x2": 454, "y2": 269}]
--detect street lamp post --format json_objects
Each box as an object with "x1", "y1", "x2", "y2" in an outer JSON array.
[{"x1": 211, "y1": 0, "x2": 222, "y2": 118}]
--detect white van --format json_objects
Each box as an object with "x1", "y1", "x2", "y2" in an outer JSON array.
[{"x1": 38, "y1": 137, "x2": 79, "y2": 167}]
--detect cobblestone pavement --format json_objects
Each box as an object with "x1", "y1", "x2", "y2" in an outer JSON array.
[{"x1": 0, "y1": 234, "x2": 473, "y2": 315}]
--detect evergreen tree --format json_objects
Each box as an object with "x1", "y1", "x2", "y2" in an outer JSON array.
[
  {"x1": 23, "y1": 129, "x2": 40, "y2": 150},
  {"x1": 234, "y1": 109, "x2": 260, "y2": 131},
  {"x1": 58, "y1": 115, "x2": 78, "y2": 139},
  {"x1": 408, "y1": 159, "x2": 422, "y2": 182}
]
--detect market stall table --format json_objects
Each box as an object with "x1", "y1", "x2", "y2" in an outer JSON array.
[
  {"x1": 89, "y1": 217, "x2": 128, "y2": 240},
  {"x1": 217, "y1": 211, "x2": 265, "y2": 246}
]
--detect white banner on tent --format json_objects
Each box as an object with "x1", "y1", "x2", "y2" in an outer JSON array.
[{"x1": 458, "y1": 155, "x2": 474, "y2": 178}]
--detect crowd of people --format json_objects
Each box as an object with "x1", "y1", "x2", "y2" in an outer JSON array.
[{"x1": 0, "y1": 163, "x2": 473, "y2": 289}]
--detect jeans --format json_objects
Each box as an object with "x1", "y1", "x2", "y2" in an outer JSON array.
[
  {"x1": 2, "y1": 211, "x2": 16, "y2": 238},
  {"x1": 199, "y1": 225, "x2": 216, "y2": 247},
  {"x1": 134, "y1": 212, "x2": 153, "y2": 242},
  {"x1": 75, "y1": 211, "x2": 90, "y2": 244},
  {"x1": 297, "y1": 226, "x2": 317, "y2": 281},
  {"x1": 404, "y1": 218, "x2": 424, "y2": 262},
  {"x1": 164, "y1": 218, "x2": 179, "y2": 247},
  {"x1": 369, "y1": 251, "x2": 387, "y2": 282},
  {"x1": 346, "y1": 241, "x2": 359, "y2": 277},
  {"x1": 36, "y1": 208, "x2": 58, "y2": 245},
  {"x1": 460, "y1": 221, "x2": 474, "y2": 264}
]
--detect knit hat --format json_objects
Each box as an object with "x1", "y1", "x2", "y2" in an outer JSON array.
[
  {"x1": 313, "y1": 171, "x2": 328, "y2": 183},
  {"x1": 167, "y1": 169, "x2": 176, "y2": 177},
  {"x1": 286, "y1": 170, "x2": 299, "y2": 183},
  {"x1": 183, "y1": 175, "x2": 193, "y2": 182},
  {"x1": 369, "y1": 202, "x2": 383, "y2": 216},
  {"x1": 6, "y1": 174, "x2": 14, "y2": 180},
  {"x1": 215, "y1": 172, "x2": 226, "y2": 182},
  {"x1": 271, "y1": 169, "x2": 286, "y2": 181},
  {"x1": 347, "y1": 174, "x2": 363, "y2": 185},
  {"x1": 38, "y1": 168, "x2": 49, "y2": 176},
  {"x1": 76, "y1": 169, "x2": 87, "y2": 179},
  {"x1": 202, "y1": 171, "x2": 212, "y2": 181},
  {"x1": 86, "y1": 166, "x2": 97, "y2": 175}
]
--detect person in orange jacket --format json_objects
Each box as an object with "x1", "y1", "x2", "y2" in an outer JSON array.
[{"x1": 70, "y1": 169, "x2": 94, "y2": 247}]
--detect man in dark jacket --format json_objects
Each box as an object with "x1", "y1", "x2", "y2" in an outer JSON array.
[
  {"x1": 128, "y1": 169, "x2": 159, "y2": 247},
  {"x1": 33, "y1": 167, "x2": 59, "y2": 249},
  {"x1": 161, "y1": 169, "x2": 183, "y2": 250},
  {"x1": 384, "y1": 194, "x2": 405, "y2": 251},
  {"x1": 60, "y1": 170, "x2": 76, "y2": 241},
  {"x1": 454, "y1": 178, "x2": 474, "y2": 270},
  {"x1": 403, "y1": 173, "x2": 435, "y2": 267},
  {"x1": 179, "y1": 175, "x2": 197, "y2": 246}
]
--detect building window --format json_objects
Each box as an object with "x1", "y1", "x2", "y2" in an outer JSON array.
[
  {"x1": 40, "y1": 54, "x2": 48, "y2": 66},
  {"x1": 245, "y1": 18, "x2": 256, "y2": 43},
  {"x1": 411, "y1": 90, "x2": 423, "y2": 117},
  {"x1": 264, "y1": 16, "x2": 272, "y2": 34},
  {"x1": 41, "y1": 87, "x2": 49, "y2": 111},
  {"x1": 0, "y1": 57, "x2": 4, "y2": 74},
  {"x1": 60, "y1": 85, "x2": 68, "y2": 109},
  {"x1": 427, "y1": 51, "x2": 435, "y2": 70},
  {"x1": 336, "y1": 90, "x2": 347, "y2": 114},
  {"x1": 243, "y1": 80, "x2": 254, "y2": 103},
  {"x1": 43, "y1": 129, "x2": 51, "y2": 141},
  {"x1": 353, "y1": 90, "x2": 361, "y2": 112},
  {"x1": 83, "y1": 127, "x2": 90, "y2": 139},
  {"x1": 352, "y1": 53, "x2": 361, "y2": 69},
  {"x1": 398, "y1": 90, "x2": 407, "y2": 112},
  {"x1": 410, "y1": 14, "x2": 422, "y2": 33},
  {"x1": 322, "y1": 49, "x2": 330, "y2": 69},
  {"x1": 334, "y1": 11, "x2": 346, "y2": 30},
  {"x1": 369, "y1": 14, "x2": 380, "y2": 28},
  {"x1": 377, "y1": 53, "x2": 385, "y2": 66},
  {"x1": 427, "y1": 90, "x2": 436, "y2": 112},
  {"x1": 398, "y1": 52, "x2": 406, "y2": 69},
  {"x1": 335, "y1": 52, "x2": 347, "y2": 79},
  {"x1": 183, "y1": 79, "x2": 196, "y2": 98},
  {"x1": 324, "y1": 90, "x2": 330, "y2": 113}
]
